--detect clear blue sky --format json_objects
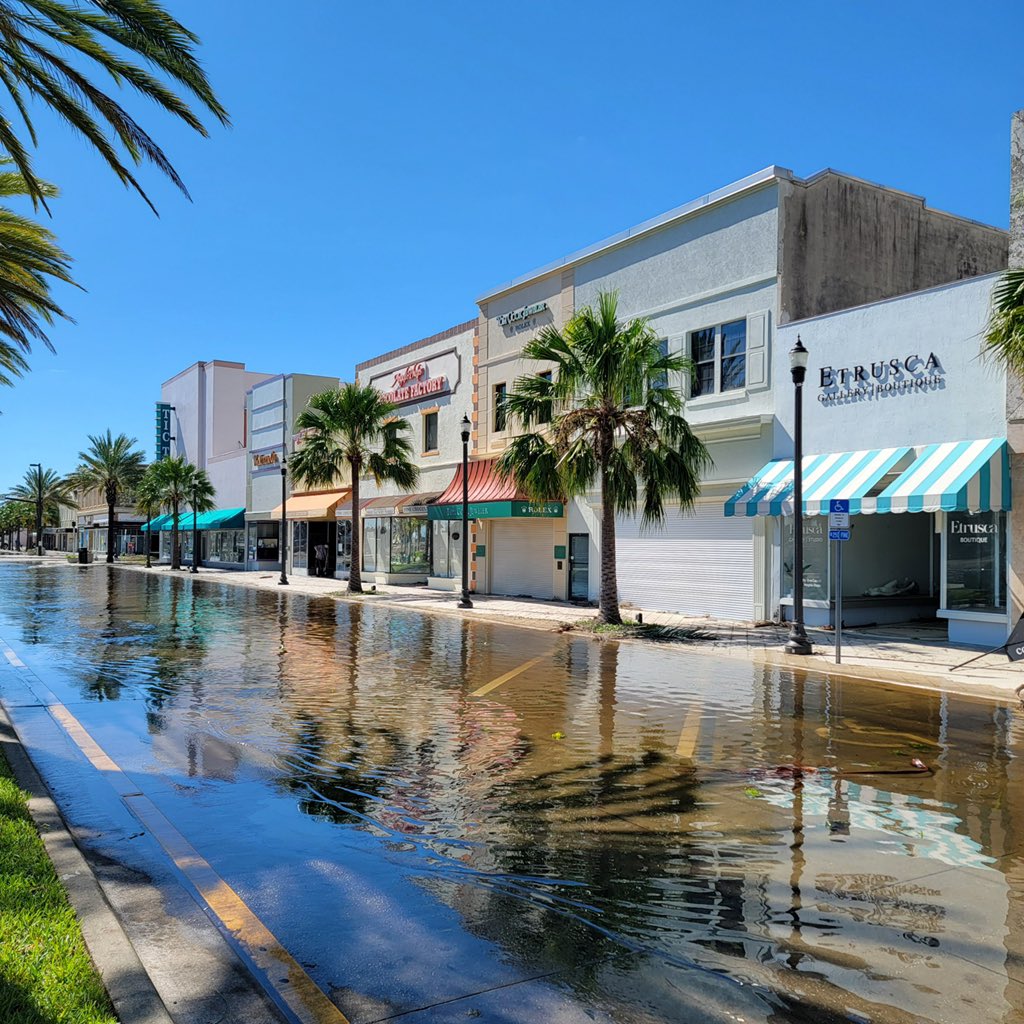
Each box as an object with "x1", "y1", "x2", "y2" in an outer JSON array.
[{"x1": 2, "y1": 0, "x2": 1022, "y2": 487}]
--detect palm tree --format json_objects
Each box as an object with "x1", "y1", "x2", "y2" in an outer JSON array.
[
  {"x1": 0, "y1": 160, "x2": 74, "y2": 392},
  {"x1": 985, "y1": 269, "x2": 1024, "y2": 376},
  {"x1": 9, "y1": 464, "x2": 75, "y2": 555},
  {"x1": 147, "y1": 455, "x2": 194, "y2": 571},
  {"x1": 290, "y1": 383, "x2": 419, "y2": 593},
  {"x1": 0, "y1": 1, "x2": 228, "y2": 213},
  {"x1": 71, "y1": 431, "x2": 145, "y2": 563},
  {"x1": 135, "y1": 468, "x2": 164, "y2": 569},
  {"x1": 496, "y1": 291, "x2": 712, "y2": 625},
  {"x1": 185, "y1": 467, "x2": 216, "y2": 573}
]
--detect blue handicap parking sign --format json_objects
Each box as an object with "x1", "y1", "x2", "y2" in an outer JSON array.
[
  {"x1": 829, "y1": 529, "x2": 851, "y2": 542},
  {"x1": 830, "y1": 499, "x2": 849, "y2": 515}
]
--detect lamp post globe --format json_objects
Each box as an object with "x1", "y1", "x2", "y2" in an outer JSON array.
[
  {"x1": 458, "y1": 414, "x2": 473, "y2": 609},
  {"x1": 785, "y1": 336, "x2": 813, "y2": 656}
]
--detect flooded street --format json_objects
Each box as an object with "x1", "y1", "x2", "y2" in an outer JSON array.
[{"x1": 1, "y1": 562, "x2": 1022, "y2": 1023}]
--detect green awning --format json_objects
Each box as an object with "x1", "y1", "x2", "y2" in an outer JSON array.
[
  {"x1": 428, "y1": 500, "x2": 564, "y2": 520},
  {"x1": 140, "y1": 514, "x2": 172, "y2": 533},
  {"x1": 149, "y1": 508, "x2": 246, "y2": 531}
]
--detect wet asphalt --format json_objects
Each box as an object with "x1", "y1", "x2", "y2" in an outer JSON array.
[{"x1": 0, "y1": 562, "x2": 1022, "y2": 1024}]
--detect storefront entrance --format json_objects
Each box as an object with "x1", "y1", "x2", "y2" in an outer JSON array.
[
  {"x1": 569, "y1": 534, "x2": 589, "y2": 601},
  {"x1": 308, "y1": 521, "x2": 337, "y2": 577}
]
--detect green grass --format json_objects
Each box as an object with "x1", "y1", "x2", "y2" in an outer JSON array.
[
  {"x1": 0, "y1": 748, "x2": 116, "y2": 1024},
  {"x1": 571, "y1": 619, "x2": 717, "y2": 643}
]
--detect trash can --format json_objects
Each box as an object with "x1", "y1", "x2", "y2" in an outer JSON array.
[{"x1": 77, "y1": 547, "x2": 90, "y2": 564}]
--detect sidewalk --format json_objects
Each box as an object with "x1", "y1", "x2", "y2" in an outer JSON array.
[{"x1": 112, "y1": 562, "x2": 1024, "y2": 702}]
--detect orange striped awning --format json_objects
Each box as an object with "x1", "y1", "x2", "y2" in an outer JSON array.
[
  {"x1": 434, "y1": 459, "x2": 527, "y2": 505},
  {"x1": 271, "y1": 489, "x2": 350, "y2": 520}
]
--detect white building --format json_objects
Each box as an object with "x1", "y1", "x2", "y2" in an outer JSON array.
[{"x1": 472, "y1": 166, "x2": 1006, "y2": 620}]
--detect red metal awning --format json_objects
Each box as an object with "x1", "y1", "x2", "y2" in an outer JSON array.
[{"x1": 434, "y1": 459, "x2": 530, "y2": 505}]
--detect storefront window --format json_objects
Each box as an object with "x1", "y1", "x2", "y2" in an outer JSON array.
[
  {"x1": 292, "y1": 522, "x2": 307, "y2": 570},
  {"x1": 254, "y1": 522, "x2": 280, "y2": 561},
  {"x1": 390, "y1": 517, "x2": 429, "y2": 573},
  {"x1": 782, "y1": 516, "x2": 829, "y2": 602},
  {"x1": 337, "y1": 519, "x2": 352, "y2": 572},
  {"x1": 431, "y1": 520, "x2": 463, "y2": 579},
  {"x1": 945, "y1": 512, "x2": 1006, "y2": 614},
  {"x1": 207, "y1": 529, "x2": 245, "y2": 564},
  {"x1": 362, "y1": 517, "x2": 376, "y2": 572}
]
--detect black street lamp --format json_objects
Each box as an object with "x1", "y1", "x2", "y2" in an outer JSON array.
[
  {"x1": 278, "y1": 456, "x2": 289, "y2": 586},
  {"x1": 458, "y1": 414, "x2": 473, "y2": 609},
  {"x1": 29, "y1": 462, "x2": 42, "y2": 556},
  {"x1": 785, "y1": 337, "x2": 812, "y2": 656}
]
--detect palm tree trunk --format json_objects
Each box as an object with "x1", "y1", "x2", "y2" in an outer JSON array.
[
  {"x1": 171, "y1": 501, "x2": 180, "y2": 570},
  {"x1": 349, "y1": 468, "x2": 362, "y2": 593},
  {"x1": 598, "y1": 455, "x2": 621, "y2": 625},
  {"x1": 106, "y1": 487, "x2": 116, "y2": 563}
]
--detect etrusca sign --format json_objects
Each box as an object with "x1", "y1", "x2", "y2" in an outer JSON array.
[
  {"x1": 155, "y1": 403, "x2": 172, "y2": 460},
  {"x1": 818, "y1": 353, "x2": 944, "y2": 405}
]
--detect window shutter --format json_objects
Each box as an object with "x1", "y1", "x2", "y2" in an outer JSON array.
[{"x1": 746, "y1": 311, "x2": 770, "y2": 390}]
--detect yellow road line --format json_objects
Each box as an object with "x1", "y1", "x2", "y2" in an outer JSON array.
[
  {"x1": 675, "y1": 706, "x2": 706, "y2": 760},
  {"x1": 39, "y1": 700, "x2": 350, "y2": 1024},
  {"x1": 3, "y1": 647, "x2": 25, "y2": 668},
  {"x1": 471, "y1": 656, "x2": 546, "y2": 697},
  {"x1": 124, "y1": 794, "x2": 349, "y2": 1024}
]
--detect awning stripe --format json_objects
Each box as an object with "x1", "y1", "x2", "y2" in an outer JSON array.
[
  {"x1": 724, "y1": 446, "x2": 911, "y2": 517},
  {"x1": 875, "y1": 438, "x2": 1009, "y2": 514},
  {"x1": 727, "y1": 439, "x2": 1011, "y2": 517}
]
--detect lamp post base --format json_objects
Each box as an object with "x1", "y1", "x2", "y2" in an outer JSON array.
[
  {"x1": 458, "y1": 594, "x2": 473, "y2": 609},
  {"x1": 784, "y1": 624, "x2": 813, "y2": 656},
  {"x1": 278, "y1": 576, "x2": 288, "y2": 586}
]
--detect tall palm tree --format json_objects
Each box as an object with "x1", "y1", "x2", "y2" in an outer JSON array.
[
  {"x1": 135, "y1": 467, "x2": 164, "y2": 569},
  {"x1": 496, "y1": 291, "x2": 712, "y2": 625},
  {"x1": 71, "y1": 431, "x2": 145, "y2": 563},
  {"x1": 0, "y1": 160, "x2": 74, "y2": 392},
  {"x1": 10, "y1": 464, "x2": 75, "y2": 555},
  {"x1": 147, "y1": 455, "x2": 194, "y2": 571},
  {"x1": 985, "y1": 269, "x2": 1024, "y2": 376},
  {"x1": 0, "y1": 1, "x2": 228, "y2": 212},
  {"x1": 290, "y1": 383, "x2": 419, "y2": 593},
  {"x1": 185, "y1": 467, "x2": 216, "y2": 573}
]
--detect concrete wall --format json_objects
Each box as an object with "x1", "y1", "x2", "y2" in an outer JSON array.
[
  {"x1": 778, "y1": 171, "x2": 1008, "y2": 325},
  {"x1": 774, "y1": 274, "x2": 1005, "y2": 453}
]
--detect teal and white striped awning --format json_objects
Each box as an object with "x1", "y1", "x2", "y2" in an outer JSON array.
[{"x1": 725, "y1": 439, "x2": 1010, "y2": 517}]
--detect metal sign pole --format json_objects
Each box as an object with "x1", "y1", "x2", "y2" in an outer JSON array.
[{"x1": 836, "y1": 540, "x2": 842, "y2": 665}]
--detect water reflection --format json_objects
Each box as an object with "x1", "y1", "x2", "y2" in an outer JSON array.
[{"x1": 0, "y1": 564, "x2": 1021, "y2": 1023}]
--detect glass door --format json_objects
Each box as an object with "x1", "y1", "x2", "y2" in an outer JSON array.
[{"x1": 569, "y1": 533, "x2": 589, "y2": 601}]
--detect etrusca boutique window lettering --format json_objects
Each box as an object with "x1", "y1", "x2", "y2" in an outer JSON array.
[
  {"x1": 689, "y1": 319, "x2": 746, "y2": 396},
  {"x1": 423, "y1": 411, "x2": 438, "y2": 453},
  {"x1": 494, "y1": 382, "x2": 508, "y2": 431}
]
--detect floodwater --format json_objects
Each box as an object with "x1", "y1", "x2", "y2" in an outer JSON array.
[{"x1": 1, "y1": 563, "x2": 1023, "y2": 1024}]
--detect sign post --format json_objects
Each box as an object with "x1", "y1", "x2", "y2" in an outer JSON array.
[{"x1": 828, "y1": 500, "x2": 850, "y2": 664}]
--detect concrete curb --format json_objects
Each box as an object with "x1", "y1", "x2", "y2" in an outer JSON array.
[{"x1": 0, "y1": 701, "x2": 175, "y2": 1024}]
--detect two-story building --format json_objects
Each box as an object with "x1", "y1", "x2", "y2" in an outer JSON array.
[
  {"x1": 355, "y1": 320, "x2": 476, "y2": 587},
  {"x1": 471, "y1": 165, "x2": 1006, "y2": 617}
]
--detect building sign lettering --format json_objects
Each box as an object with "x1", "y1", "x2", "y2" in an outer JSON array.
[
  {"x1": 252, "y1": 450, "x2": 281, "y2": 471},
  {"x1": 372, "y1": 356, "x2": 453, "y2": 407},
  {"x1": 497, "y1": 301, "x2": 548, "y2": 327},
  {"x1": 818, "y1": 352, "x2": 944, "y2": 405},
  {"x1": 155, "y1": 403, "x2": 172, "y2": 460}
]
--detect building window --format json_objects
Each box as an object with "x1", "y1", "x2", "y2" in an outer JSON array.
[
  {"x1": 945, "y1": 511, "x2": 1006, "y2": 614},
  {"x1": 431, "y1": 520, "x2": 463, "y2": 579},
  {"x1": 423, "y1": 411, "x2": 438, "y2": 452},
  {"x1": 337, "y1": 519, "x2": 352, "y2": 572},
  {"x1": 254, "y1": 522, "x2": 279, "y2": 561},
  {"x1": 689, "y1": 320, "x2": 746, "y2": 396},
  {"x1": 494, "y1": 383, "x2": 507, "y2": 432},
  {"x1": 538, "y1": 371, "x2": 553, "y2": 424},
  {"x1": 653, "y1": 339, "x2": 669, "y2": 391},
  {"x1": 390, "y1": 517, "x2": 430, "y2": 574}
]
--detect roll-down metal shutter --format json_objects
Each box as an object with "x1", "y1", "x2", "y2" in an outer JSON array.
[
  {"x1": 615, "y1": 502, "x2": 754, "y2": 620},
  {"x1": 490, "y1": 520, "x2": 553, "y2": 600}
]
